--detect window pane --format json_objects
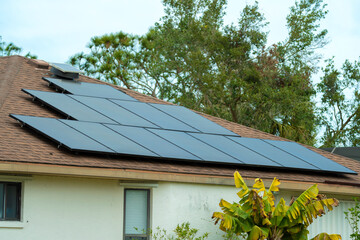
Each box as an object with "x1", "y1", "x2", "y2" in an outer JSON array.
[
  {"x1": 0, "y1": 183, "x2": 4, "y2": 219},
  {"x1": 125, "y1": 190, "x2": 148, "y2": 235},
  {"x1": 5, "y1": 184, "x2": 19, "y2": 220}
]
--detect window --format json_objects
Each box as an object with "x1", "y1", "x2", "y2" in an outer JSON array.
[
  {"x1": 0, "y1": 182, "x2": 21, "y2": 221},
  {"x1": 124, "y1": 189, "x2": 150, "y2": 240}
]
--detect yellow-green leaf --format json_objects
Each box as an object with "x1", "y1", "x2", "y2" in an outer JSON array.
[
  {"x1": 268, "y1": 177, "x2": 280, "y2": 192},
  {"x1": 311, "y1": 233, "x2": 342, "y2": 240},
  {"x1": 220, "y1": 199, "x2": 232, "y2": 209},
  {"x1": 253, "y1": 178, "x2": 266, "y2": 193},
  {"x1": 247, "y1": 225, "x2": 267, "y2": 240},
  {"x1": 234, "y1": 171, "x2": 249, "y2": 198}
]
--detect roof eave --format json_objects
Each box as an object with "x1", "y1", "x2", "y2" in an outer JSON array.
[{"x1": 0, "y1": 161, "x2": 359, "y2": 196}]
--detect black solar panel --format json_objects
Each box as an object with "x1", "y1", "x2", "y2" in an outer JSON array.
[
  {"x1": 263, "y1": 140, "x2": 357, "y2": 174},
  {"x1": 148, "y1": 129, "x2": 241, "y2": 164},
  {"x1": 189, "y1": 133, "x2": 281, "y2": 166},
  {"x1": 61, "y1": 120, "x2": 158, "y2": 157},
  {"x1": 107, "y1": 124, "x2": 200, "y2": 160},
  {"x1": 69, "y1": 95, "x2": 157, "y2": 128},
  {"x1": 43, "y1": 77, "x2": 136, "y2": 101},
  {"x1": 22, "y1": 89, "x2": 116, "y2": 124},
  {"x1": 111, "y1": 100, "x2": 199, "y2": 132},
  {"x1": 10, "y1": 115, "x2": 113, "y2": 153},
  {"x1": 227, "y1": 137, "x2": 319, "y2": 170},
  {"x1": 151, "y1": 103, "x2": 237, "y2": 136},
  {"x1": 49, "y1": 63, "x2": 84, "y2": 73}
]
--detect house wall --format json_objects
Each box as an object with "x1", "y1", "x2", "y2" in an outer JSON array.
[
  {"x1": 0, "y1": 175, "x2": 124, "y2": 240},
  {"x1": 0, "y1": 175, "x2": 356, "y2": 240}
]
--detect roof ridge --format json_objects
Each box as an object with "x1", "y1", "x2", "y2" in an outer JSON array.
[{"x1": 0, "y1": 55, "x2": 24, "y2": 59}]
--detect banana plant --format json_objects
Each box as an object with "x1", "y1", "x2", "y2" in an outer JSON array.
[{"x1": 212, "y1": 171, "x2": 341, "y2": 240}]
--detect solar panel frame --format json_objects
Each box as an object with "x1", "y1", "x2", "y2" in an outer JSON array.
[
  {"x1": 263, "y1": 139, "x2": 357, "y2": 174},
  {"x1": 150, "y1": 103, "x2": 238, "y2": 136},
  {"x1": 10, "y1": 114, "x2": 114, "y2": 153},
  {"x1": 22, "y1": 89, "x2": 116, "y2": 124},
  {"x1": 43, "y1": 77, "x2": 137, "y2": 101}
]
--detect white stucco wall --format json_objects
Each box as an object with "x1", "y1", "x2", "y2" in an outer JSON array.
[
  {"x1": 0, "y1": 176, "x2": 124, "y2": 240},
  {"x1": 152, "y1": 182, "x2": 241, "y2": 239},
  {"x1": 0, "y1": 175, "x2": 356, "y2": 240}
]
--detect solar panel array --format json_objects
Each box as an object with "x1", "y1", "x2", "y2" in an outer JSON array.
[{"x1": 9, "y1": 77, "x2": 357, "y2": 175}]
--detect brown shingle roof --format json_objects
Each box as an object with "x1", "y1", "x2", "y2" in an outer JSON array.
[{"x1": 1, "y1": 55, "x2": 360, "y2": 186}]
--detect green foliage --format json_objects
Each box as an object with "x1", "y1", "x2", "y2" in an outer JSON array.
[
  {"x1": 345, "y1": 198, "x2": 360, "y2": 240},
  {"x1": 69, "y1": 32, "x2": 137, "y2": 89},
  {"x1": 222, "y1": 231, "x2": 246, "y2": 240},
  {"x1": 69, "y1": 0, "x2": 330, "y2": 145},
  {"x1": 279, "y1": 0, "x2": 328, "y2": 66},
  {"x1": 0, "y1": 36, "x2": 37, "y2": 59},
  {"x1": 150, "y1": 222, "x2": 209, "y2": 240},
  {"x1": 317, "y1": 58, "x2": 360, "y2": 147},
  {"x1": 212, "y1": 171, "x2": 341, "y2": 240}
]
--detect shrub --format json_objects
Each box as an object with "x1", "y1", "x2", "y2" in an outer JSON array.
[
  {"x1": 151, "y1": 222, "x2": 209, "y2": 240},
  {"x1": 212, "y1": 171, "x2": 341, "y2": 240},
  {"x1": 345, "y1": 198, "x2": 360, "y2": 240}
]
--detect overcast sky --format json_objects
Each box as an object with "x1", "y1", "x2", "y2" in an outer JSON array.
[{"x1": 1, "y1": 0, "x2": 359, "y2": 73}]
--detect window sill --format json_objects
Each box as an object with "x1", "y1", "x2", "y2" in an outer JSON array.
[{"x1": 0, "y1": 221, "x2": 24, "y2": 229}]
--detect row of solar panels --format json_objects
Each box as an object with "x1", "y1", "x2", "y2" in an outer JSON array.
[
  {"x1": 44, "y1": 77, "x2": 136, "y2": 101},
  {"x1": 23, "y1": 89, "x2": 236, "y2": 136},
  {"x1": 10, "y1": 114, "x2": 355, "y2": 174}
]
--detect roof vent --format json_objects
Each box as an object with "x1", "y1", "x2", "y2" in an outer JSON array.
[{"x1": 49, "y1": 63, "x2": 84, "y2": 80}]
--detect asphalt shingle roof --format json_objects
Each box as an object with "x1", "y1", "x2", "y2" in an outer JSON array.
[{"x1": 1, "y1": 55, "x2": 359, "y2": 186}]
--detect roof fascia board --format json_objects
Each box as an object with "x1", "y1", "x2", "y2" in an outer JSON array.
[{"x1": 0, "y1": 161, "x2": 358, "y2": 196}]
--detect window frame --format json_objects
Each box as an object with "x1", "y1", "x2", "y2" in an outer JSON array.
[
  {"x1": 0, "y1": 181, "x2": 22, "y2": 221},
  {"x1": 123, "y1": 188, "x2": 150, "y2": 240}
]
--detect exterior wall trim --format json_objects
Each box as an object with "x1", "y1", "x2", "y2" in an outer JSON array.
[{"x1": 0, "y1": 161, "x2": 359, "y2": 196}]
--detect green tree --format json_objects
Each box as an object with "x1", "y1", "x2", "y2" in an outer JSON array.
[
  {"x1": 212, "y1": 171, "x2": 341, "y2": 240},
  {"x1": 0, "y1": 36, "x2": 37, "y2": 59},
  {"x1": 70, "y1": 0, "x2": 329, "y2": 145},
  {"x1": 317, "y1": 58, "x2": 360, "y2": 147}
]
